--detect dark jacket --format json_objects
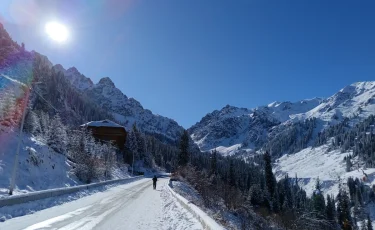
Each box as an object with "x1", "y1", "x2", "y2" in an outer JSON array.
[{"x1": 152, "y1": 176, "x2": 157, "y2": 183}]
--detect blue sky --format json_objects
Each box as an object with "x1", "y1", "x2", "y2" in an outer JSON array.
[{"x1": 1, "y1": 0, "x2": 375, "y2": 128}]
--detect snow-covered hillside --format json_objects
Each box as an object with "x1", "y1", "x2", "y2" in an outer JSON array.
[
  {"x1": 189, "y1": 82, "x2": 375, "y2": 155},
  {"x1": 0, "y1": 131, "x2": 80, "y2": 197},
  {"x1": 274, "y1": 143, "x2": 375, "y2": 197}
]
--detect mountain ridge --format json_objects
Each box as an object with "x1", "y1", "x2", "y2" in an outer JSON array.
[
  {"x1": 189, "y1": 81, "x2": 375, "y2": 155},
  {"x1": 51, "y1": 63, "x2": 184, "y2": 142}
]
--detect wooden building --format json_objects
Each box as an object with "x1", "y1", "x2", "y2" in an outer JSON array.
[{"x1": 81, "y1": 120, "x2": 127, "y2": 150}]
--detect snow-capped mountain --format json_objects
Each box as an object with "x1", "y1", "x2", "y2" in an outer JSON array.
[
  {"x1": 189, "y1": 82, "x2": 375, "y2": 155},
  {"x1": 84, "y1": 77, "x2": 184, "y2": 140},
  {"x1": 292, "y1": 81, "x2": 375, "y2": 124},
  {"x1": 50, "y1": 62, "x2": 184, "y2": 141}
]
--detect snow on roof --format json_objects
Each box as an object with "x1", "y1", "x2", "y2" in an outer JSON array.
[{"x1": 81, "y1": 120, "x2": 125, "y2": 128}]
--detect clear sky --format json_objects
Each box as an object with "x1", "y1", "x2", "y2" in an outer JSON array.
[{"x1": 1, "y1": 0, "x2": 375, "y2": 128}]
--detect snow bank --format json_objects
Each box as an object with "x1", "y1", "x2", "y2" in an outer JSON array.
[{"x1": 167, "y1": 181, "x2": 225, "y2": 230}]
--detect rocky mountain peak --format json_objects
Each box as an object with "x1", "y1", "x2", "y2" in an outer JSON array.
[
  {"x1": 98, "y1": 77, "x2": 115, "y2": 87},
  {"x1": 66, "y1": 67, "x2": 80, "y2": 75}
]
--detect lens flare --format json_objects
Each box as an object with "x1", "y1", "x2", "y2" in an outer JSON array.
[{"x1": 45, "y1": 22, "x2": 69, "y2": 43}]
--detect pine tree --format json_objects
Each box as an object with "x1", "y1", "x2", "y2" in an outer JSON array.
[
  {"x1": 101, "y1": 142, "x2": 116, "y2": 179},
  {"x1": 264, "y1": 151, "x2": 276, "y2": 196},
  {"x1": 312, "y1": 178, "x2": 326, "y2": 219},
  {"x1": 24, "y1": 110, "x2": 41, "y2": 135},
  {"x1": 47, "y1": 114, "x2": 67, "y2": 154},
  {"x1": 228, "y1": 159, "x2": 235, "y2": 186},
  {"x1": 338, "y1": 186, "x2": 353, "y2": 230},
  {"x1": 210, "y1": 149, "x2": 217, "y2": 175},
  {"x1": 39, "y1": 112, "x2": 50, "y2": 139},
  {"x1": 178, "y1": 130, "x2": 189, "y2": 167},
  {"x1": 326, "y1": 194, "x2": 336, "y2": 224},
  {"x1": 249, "y1": 184, "x2": 263, "y2": 205},
  {"x1": 125, "y1": 124, "x2": 138, "y2": 170},
  {"x1": 368, "y1": 214, "x2": 373, "y2": 230}
]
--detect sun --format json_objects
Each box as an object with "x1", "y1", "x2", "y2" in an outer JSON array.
[{"x1": 45, "y1": 22, "x2": 69, "y2": 43}]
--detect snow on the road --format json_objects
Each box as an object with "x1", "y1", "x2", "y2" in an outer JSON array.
[
  {"x1": 0, "y1": 177, "x2": 204, "y2": 230},
  {"x1": 161, "y1": 183, "x2": 203, "y2": 230}
]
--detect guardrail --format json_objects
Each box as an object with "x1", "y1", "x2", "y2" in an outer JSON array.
[
  {"x1": 0, "y1": 176, "x2": 143, "y2": 208},
  {"x1": 167, "y1": 181, "x2": 225, "y2": 230}
]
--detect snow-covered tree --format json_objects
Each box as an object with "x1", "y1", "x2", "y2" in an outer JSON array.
[
  {"x1": 47, "y1": 114, "x2": 67, "y2": 154},
  {"x1": 39, "y1": 112, "x2": 50, "y2": 139},
  {"x1": 101, "y1": 142, "x2": 116, "y2": 179},
  {"x1": 24, "y1": 110, "x2": 41, "y2": 135}
]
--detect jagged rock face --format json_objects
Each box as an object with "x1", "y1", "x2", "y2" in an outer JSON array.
[
  {"x1": 53, "y1": 65, "x2": 93, "y2": 90},
  {"x1": 84, "y1": 77, "x2": 183, "y2": 141},
  {"x1": 189, "y1": 85, "x2": 375, "y2": 155}
]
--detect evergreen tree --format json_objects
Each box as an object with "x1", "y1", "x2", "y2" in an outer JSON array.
[
  {"x1": 210, "y1": 149, "x2": 217, "y2": 175},
  {"x1": 249, "y1": 184, "x2": 263, "y2": 205},
  {"x1": 272, "y1": 189, "x2": 280, "y2": 213},
  {"x1": 326, "y1": 194, "x2": 336, "y2": 224},
  {"x1": 312, "y1": 178, "x2": 326, "y2": 218},
  {"x1": 24, "y1": 110, "x2": 41, "y2": 135},
  {"x1": 228, "y1": 159, "x2": 235, "y2": 186},
  {"x1": 178, "y1": 130, "x2": 189, "y2": 167},
  {"x1": 264, "y1": 151, "x2": 276, "y2": 196},
  {"x1": 338, "y1": 185, "x2": 353, "y2": 230},
  {"x1": 39, "y1": 112, "x2": 50, "y2": 139},
  {"x1": 47, "y1": 114, "x2": 67, "y2": 154},
  {"x1": 368, "y1": 214, "x2": 373, "y2": 230},
  {"x1": 125, "y1": 124, "x2": 138, "y2": 170}
]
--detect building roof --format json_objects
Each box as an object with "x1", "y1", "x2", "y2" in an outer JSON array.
[{"x1": 81, "y1": 119, "x2": 125, "y2": 129}]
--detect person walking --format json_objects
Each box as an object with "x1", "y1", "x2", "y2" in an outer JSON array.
[{"x1": 152, "y1": 175, "x2": 158, "y2": 190}]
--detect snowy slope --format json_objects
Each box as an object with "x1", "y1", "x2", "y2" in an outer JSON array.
[
  {"x1": 0, "y1": 131, "x2": 80, "y2": 198},
  {"x1": 190, "y1": 82, "x2": 375, "y2": 155},
  {"x1": 0, "y1": 130, "x2": 131, "y2": 198},
  {"x1": 274, "y1": 143, "x2": 375, "y2": 197}
]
